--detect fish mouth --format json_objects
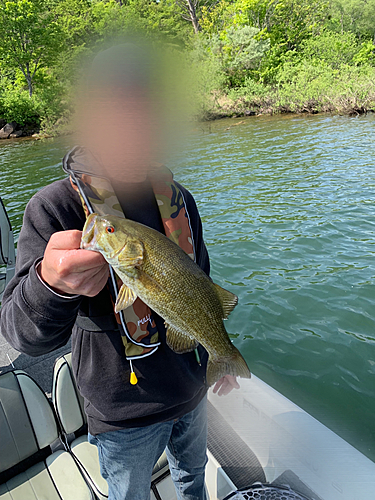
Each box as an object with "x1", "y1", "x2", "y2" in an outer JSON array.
[{"x1": 81, "y1": 213, "x2": 98, "y2": 250}]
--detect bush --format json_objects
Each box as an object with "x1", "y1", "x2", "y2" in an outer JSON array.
[
  {"x1": 0, "y1": 72, "x2": 68, "y2": 131},
  {"x1": 353, "y1": 40, "x2": 375, "y2": 66},
  {"x1": 275, "y1": 60, "x2": 375, "y2": 113},
  {"x1": 227, "y1": 77, "x2": 272, "y2": 100},
  {"x1": 206, "y1": 26, "x2": 270, "y2": 86},
  {"x1": 189, "y1": 36, "x2": 227, "y2": 115},
  {"x1": 301, "y1": 31, "x2": 359, "y2": 69},
  {"x1": 202, "y1": 59, "x2": 375, "y2": 117},
  {"x1": 0, "y1": 89, "x2": 41, "y2": 126}
]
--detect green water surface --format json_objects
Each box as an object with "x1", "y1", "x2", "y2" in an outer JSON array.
[{"x1": 0, "y1": 114, "x2": 374, "y2": 460}]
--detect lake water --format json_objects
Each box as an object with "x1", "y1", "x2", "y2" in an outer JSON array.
[{"x1": 1, "y1": 113, "x2": 374, "y2": 461}]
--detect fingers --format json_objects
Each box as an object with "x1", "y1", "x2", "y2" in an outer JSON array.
[
  {"x1": 212, "y1": 380, "x2": 222, "y2": 394},
  {"x1": 40, "y1": 230, "x2": 110, "y2": 297},
  {"x1": 49, "y1": 230, "x2": 83, "y2": 250},
  {"x1": 227, "y1": 375, "x2": 240, "y2": 390},
  {"x1": 78, "y1": 263, "x2": 110, "y2": 297},
  {"x1": 213, "y1": 378, "x2": 228, "y2": 396},
  {"x1": 218, "y1": 378, "x2": 230, "y2": 396},
  {"x1": 57, "y1": 249, "x2": 107, "y2": 275},
  {"x1": 212, "y1": 376, "x2": 240, "y2": 396},
  {"x1": 59, "y1": 263, "x2": 109, "y2": 296}
]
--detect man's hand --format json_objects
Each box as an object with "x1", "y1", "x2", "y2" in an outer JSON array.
[
  {"x1": 39, "y1": 230, "x2": 109, "y2": 297},
  {"x1": 212, "y1": 375, "x2": 240, "y2": 396}
]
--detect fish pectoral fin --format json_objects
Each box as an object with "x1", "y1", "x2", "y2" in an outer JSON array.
[
  {"x1": 115, "y1": 284, "x2": 138, "y2": 312},
  {"x1": 213, "y1": 283, "x2": 238, "y2": 319},
  {"x1": 118, "y1": 239, "x2": 144, "y2": 268},
  {"x1": 166, "y1": 325, "x2": 199, "y2": 354}
]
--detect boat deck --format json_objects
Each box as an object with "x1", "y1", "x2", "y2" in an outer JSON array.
[{"x1": 0, "y1": 330, "x2": 71, "y2": 395}]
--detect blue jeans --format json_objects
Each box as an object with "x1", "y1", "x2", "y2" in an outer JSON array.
[{"x1": 88, "y1": 396, "x2": 208, "y2": 500}]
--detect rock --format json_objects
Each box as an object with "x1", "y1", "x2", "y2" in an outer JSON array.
[
  {"x1": 9, "y1": 130, "x2": 23, "y2": 138},
  {"x1": 0, "y1": 122, "x2": 16, "y2": 139},
  {"x1": 0, "y1": 119, "x2": 6, "y2": 129}
]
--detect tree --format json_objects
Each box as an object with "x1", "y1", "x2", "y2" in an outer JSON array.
[
  {"x1": 211, "y1": 26, "x2": 270, "y2": 69},
  {"x1": 0, "y1": 0, "x2": 63, "y2": 97},
  {"x1": 199, "y1": 25, "x2": 270, "y2": 85},
  {"x1": 176, "y1": 0, "x2": 201, "y2": 33},
  {"x1": 328, "y1": 0, "x2": 375, "y2": 42}
]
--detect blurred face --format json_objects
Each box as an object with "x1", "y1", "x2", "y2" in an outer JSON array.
[{"x1": 78, "y1": 87, "x2": 160, "y2": 182}]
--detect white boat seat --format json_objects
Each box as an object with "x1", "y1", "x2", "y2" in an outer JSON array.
[
  {"x1": 0, "y1": 370, "x2": 93, "y2": 500},
  {"x1": 52, "y1": 353, "x2": 169, "y2": 500}
]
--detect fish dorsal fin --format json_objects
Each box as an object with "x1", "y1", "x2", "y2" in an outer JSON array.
[
  {"x1": 166, "y1": 324, "x2": 198, "y2": 354},
  {"x1": 115, "y1": 284, "x2": 138, "y2": 313},
  {"x1": 213, "y1": 283, "x2": 238, "y2": 319}
]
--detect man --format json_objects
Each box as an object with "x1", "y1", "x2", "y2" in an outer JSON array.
[{"x1": 0, "y1": 44, "x2": 239, "y2": 500}]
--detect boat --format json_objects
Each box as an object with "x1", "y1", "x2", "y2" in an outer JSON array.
[
  {"x1": 0, "y1": 196, "x2": 15, "y2": 301},
  {"x1": 1, "y1": 196, "x2": 375, "y2": 500}
]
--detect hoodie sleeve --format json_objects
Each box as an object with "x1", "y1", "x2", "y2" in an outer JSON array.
[{"x1": 0, "y1": 192, "x2": 83, "y2": 357}]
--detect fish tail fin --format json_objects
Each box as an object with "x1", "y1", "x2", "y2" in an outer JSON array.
[{"x1": 206, "y1": 346, "x2": 251, "y2": 387}]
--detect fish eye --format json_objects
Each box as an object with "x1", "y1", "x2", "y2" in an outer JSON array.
[{"x1": 106, "y1": 225, "x2": 115, "y2": 234}]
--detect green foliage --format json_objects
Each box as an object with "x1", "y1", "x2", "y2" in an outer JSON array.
[
  {"x1": 0, "y1": 0, "x2": 374, "y2": 129},
  {"x1": 301, "y1": 31, "x2": 359, "y2": 69},
  {"x1": 202, "y1": 0, "x2": 329, "y2": 49},
  {"x1": 211, "y1": 26, "x2": 270, "y2": 69},
  {"x1": 0, "y1": 0, "x2": 64, "y2": 96},
  {"x1": 219, "y1": 62, "x2": 375, "y2": 116},
  {"x1": 200, "y1": 0, "x2": 329, "y2": 84},
  {"x1": 200, "y1": 26, "x2": 270, "y2": 86},
  {"x1": 227, "y1": 76, "x2": 272, "y2": 100},
  {"x1": 189, "y1": 36, "x2": 227, "y2": 114},
  {"x1": 0, "y1": 87, "x2": 41, "y2": 126},
  {"x1": 275, "y1": 61, "x2": 375, "y2": 112},
  {"x1": 268, "y1": 0, "x2": 329, "y2": 49},
  {"x1": 353, "y1": 41, "x2": 375, "y2": 65},
  {"x1": 327, "y1": 0, "x2": 375, "y2": 40}
]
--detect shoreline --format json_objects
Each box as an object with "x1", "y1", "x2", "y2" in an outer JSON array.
[
  {"x1": 0, "y1": 107, "x2": 373, "y2": 144},
  {"x1": 203, "y1": 107, "x2": 375, "y2": 121},
  {"x1": 201, "y1": 99, "x2": 375, "y2": 121}
]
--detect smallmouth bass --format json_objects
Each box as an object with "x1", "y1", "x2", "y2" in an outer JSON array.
[{"x1": 81, "y1": 213, "x2": 251, "y2": 386}]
